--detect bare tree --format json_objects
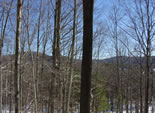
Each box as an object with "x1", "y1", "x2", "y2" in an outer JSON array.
[
  {"x1": 14, "y1": 0, "x2": 23, "y2": 113},
  {"x1": 34, "y1": 0, "x2": 43, "y2": 112},
  {"x1": 109, "y1": 3, "x2": 123, "y2": 112},
  {"x1": 124, "y1": 0, "x2": 154, "y2": 112},
  {"x1": 66, "y1": 0, "x2": 77, "y2": 112}
]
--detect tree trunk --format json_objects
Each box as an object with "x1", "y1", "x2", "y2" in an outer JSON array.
[
  {"x1": 14, "y1": 0, "x2": 23, "y2": 113},
  {"x1": 125, "y1": 84, "x2": 129, "y2": 113},
  {"x1": 130, "y1": 100, "x2": 132, "y2": 113},
  {"x1": 51, "y1": 0, "x2": 62, "y2": 112},
  {"x1": 56, "y1": 0, "x2": 61, "y2": 69},
  {"x1": 9, "y1": 62, "x2": 13, "y2": 113},
  {"x1": 144, "y1": 0, "x2": 151, "y2": 113},
  {"x1": 135, "y1": 100, "x2": 139, "y2": 113},
  {"x1": 80, "y1": 0, "x2": 94, "y2": 113},
  {"x1": 66, "y1": 0, "x2": 77, "y2": 112},
  {"x1": 51, "y1": 3, "x2": 57, "y2": 113},
  {"x1": 139, "y1": 55, "x2": 143, "y2": 113},
  {"x1": 34, "y1": 0, "x2": 42, "y2": 112}
]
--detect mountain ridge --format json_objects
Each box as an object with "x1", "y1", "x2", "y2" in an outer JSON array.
[{"x1": 2, "y1": 52, "x2": 155, "y2": 68}]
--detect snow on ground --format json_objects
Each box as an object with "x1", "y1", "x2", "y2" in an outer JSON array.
[
  {"x1": 1, "y1": 111, "x2": 155, "y2": 113},
  {"x1": 108, "y1": 107, "x2": 155, "y2": 113},
  {"x1": 1, "y1": 106, "x2": 155, "y2": 113},
  {"x1": 2, "y1": 111, "x2": 32, "y2": 113},
  {"x1": 108, "y1": 111, "x2": 154, "y2": 113},
  {"x1": 3, "y1": 111, "x2": 154, "y2": 113}
]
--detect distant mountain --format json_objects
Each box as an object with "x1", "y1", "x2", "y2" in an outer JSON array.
[
  {"x1": 102, "y1": 56, "x2": 155, "y2": 68},
  {"x1": 2, "y1": 51, "x2": 70, "y2": 65},
  {"x1": 2, "y1": 52, "x2": 155, "y2": 68},
  {"x1": 25, "y1": 51, "x2": 53, "y2": 61}
]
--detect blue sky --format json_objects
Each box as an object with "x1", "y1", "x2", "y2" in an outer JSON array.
[{"x1": 0, "y1": 0, "x2": 154, "y2": 58}]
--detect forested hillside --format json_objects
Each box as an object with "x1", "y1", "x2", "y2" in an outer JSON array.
[{"x1": 0, "y1": 0, "x2": 154, "y2": 113}]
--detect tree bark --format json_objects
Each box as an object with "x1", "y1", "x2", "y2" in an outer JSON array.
[
  {"x1": 34, "y1": 0, "x2": 42, "y2": 112},
  {"x1": 51, "y1": 7, "x2": 57, "y2": 113},
  {"x1": 144, "y1": 0, "x2": 151, "y2": 113},
  {"x1": 51, "y1": 0, "x2": 61, "y2": 112},
  {"x1": 56, "y1": 0, "x2": 61, "y2": 69},
  {"x1": 139, "y1": 55, "x2": 143, "y2": 113},
  {"x1": 80, "y1": 0, "x2": 94, "y2": 113},
  {"x1": 14, "y1": 0, "x2": 23, "y2": 113}
]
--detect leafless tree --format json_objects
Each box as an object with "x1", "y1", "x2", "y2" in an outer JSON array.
[{"x1": 14, "y1": 0, "x2": 23, "y2": 113}]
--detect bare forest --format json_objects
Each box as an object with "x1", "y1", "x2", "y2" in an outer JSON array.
[{"x1": 0, "y1": 0, "x2": 154, "y2": 113}]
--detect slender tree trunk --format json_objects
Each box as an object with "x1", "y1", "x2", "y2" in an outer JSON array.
[
  {"x1": 19, "y1": 56, "x2": 23, "y2": 113},
  {"x1": 56, "y1": 0, "x2": 61, "y2": 69},
  {"x1": 130, "y1": 100, "x2": 132, "y2": 113},
  {"x1": 92, "y1": 95, "x2": 96, "y2": 113},
  {"x1": 5, "y1": 64, "x2": 8, "y2": 113},
  {"x1": 144, "y1": 1, "x2": 151, "y2": 113},
  {"x1": 14, "y1": 0, "x2": 23, "y2": 113},
  {"x1": 9, "y1": 62, "x2": 13, "y2": 113},
  {"x1": 66, "y1": 0, "x2": 77, "y2": 112},
  {"x1": 40, "y1": 0, "x2": 49, "y2": 110},
  {"x1": 34, "y1": 1, "x2": 42, "y2": 112},
  {"x1": 125, "y1": 84, "x2": 129, "y2": 113},
  {"x1": 51, "y1": 14, "x2": 56, "y2": 113},
  {"x1": 0, "y1": 60, "x2": 2, "y2": 113},
  {"x1": 80, "y1": 0, "x2": 94, "y2": 113},
  {"x1": 50, "y1": 0, "x2": 59, "y2": 111},
  {"x1": 57, "y1": 0, "x2": 62, "y2": 110},
  {"x1": 139, "y1": 55, "x2": 143, "y2": 113},
  {"x1": 115, "y1": 21, "x2": 121, "y2": 113},
  {"x1": 55, "y1": 0, "x2": 62, "y2": 112},
  {"x1": 135, "y1": 100, "x2": 139, "y2": 113}
]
